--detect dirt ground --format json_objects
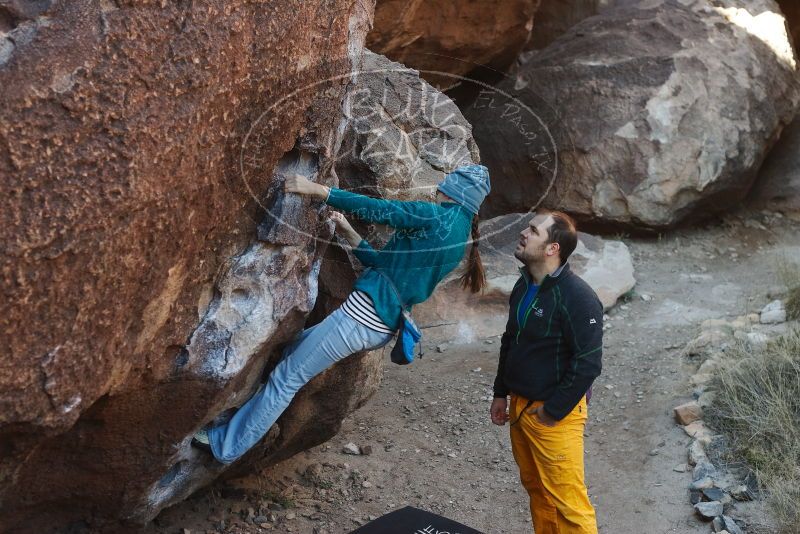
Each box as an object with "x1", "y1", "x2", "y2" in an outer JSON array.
[{"x1": 147, "y1": 208, "x2": 800, "y2": 534}]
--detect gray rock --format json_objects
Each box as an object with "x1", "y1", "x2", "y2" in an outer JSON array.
[
  {"x1": 466, "y1": 0, "x2": 800, "y2": 228},
  {"x1": 694, "y1": 501, "x2": 724, "y2": 520},
  {"x1": 414, "y1": 220, "x2": 636, "y2": 343},
  {"x1": 342, "y1": 443, "x2": 361, "y2": 456},
  {"x1": 688, "y1": 440, "x2": 707, "y2": 466},
  {"x1": 701, "y1": 487, "x2": 727, "y2": 503},
  {"x1": 713, "y1": 515, "x2": 743, "y2": 534},
  {"x1": 693, "y1": 459, "x2": 718, "y2": 481},
  {"x1": 760, "y1": 300, "x2": 787, "y2": 324},
  {"x1": 690, "y1": 477, "x2": 715, "y2": 490}
]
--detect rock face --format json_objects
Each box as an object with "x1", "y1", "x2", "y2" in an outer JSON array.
[
  {"x1": 466, "y1": 0, "x2": 800, "y2": 229},
  {"x1": 415, "y1": 213, "x2": 635, "y2": 343},
  {"x1": 335, "y1": 50, "x2": 480, "y2": 202},
  {"x1": 525, "y1": 0, "x2": 612, "y2": 51},
  {"x1": 749, "y1": 115, "x2": 800, "y2": 215},
  {"x1": 329, "y1": 46, "x2": 480, "y2": 274},
  {"x1": 0, "y1": 0, "x2": 380, "y2": 530},
  {"x1": 366, "y1": 0, "x2": 540, "y2": 89}
]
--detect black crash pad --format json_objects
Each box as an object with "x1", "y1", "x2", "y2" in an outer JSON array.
[{"x1": 349, "y1": 506, "x2": 484, "y2": 534}]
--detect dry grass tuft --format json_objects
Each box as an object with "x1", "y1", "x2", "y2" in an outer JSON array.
[{"x1": 705, "y1": 331, "x2": 800, "y2": 533}]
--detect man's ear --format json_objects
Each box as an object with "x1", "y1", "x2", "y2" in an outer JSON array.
[{"x1": 547, "y1": 242, "x2": 560, "y2": 257}]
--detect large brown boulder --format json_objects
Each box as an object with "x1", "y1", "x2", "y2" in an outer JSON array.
[
  {"x1": 466, "y1": 0, "x2": 800, "y2": 229},
  {"x1": 366, "y1": 0, "x2": 541, "y2": 89},
  {"x1": 0, "y1": 0, "x2": 379, "y2": 530}
]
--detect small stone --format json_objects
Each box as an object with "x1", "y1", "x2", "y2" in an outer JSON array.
[
  {"x1": 690, "y1": 477, "x2": 714, "y2": 490},
  {"x1": 684, "y1": 421, "x2": 714, "y2": 445},
  {"x1": 253, "y1": 515, "x2": 269, "y2": 524},
  {"x1": 702, "y1": 487, "x2": 726, "y2": 502},
  {"x1": 693, "y1": 459, "x2": 718, "y2": 481},
  {"x1": 694, "y1": 500, "x2": 723, "y2": 519},
  {"x1": 760, "y1": 300, "x2": 786, "y2": 324},
  {"x1": 746, "y1": 332, "x2": 769, "y2": 346},
  {"x1": 484, "y1": 339, "x2": 494, "y2": 344},
  {"x1": 285, "y1": 512, "x2": 296, "y2": 520},
  {"x1": 342, "y1": 442, "x2": 361, "y2": 455},
  {"x1": 471, "y1": 367, "x2": 481, "y2": 372},
  {"x1": 361, "y1": 445, "x2": 373, "y2": 456},
  {"x1": 719, "y1": 515, "x2": 743, "y2": 534},
  {"x1": 688, "y1": 440, "x2": 707, "y2": 466},
  {"x1": 690, "y1": 489, "x2": 703, "y2": 504},
  {"x1": 673, "y1": 464, "x2": 687, "y2": 473},
  {"x1": 674, "y1": 401, "x2": 703, "y2": 425},
  {"x1": 362, "y1": 481, "x2": 372, "y2": 488},
  {"x1": 436, "y1": 343, "x2": 448, "y2": 353},
  {"x1": 268, "y1": 503, "x2": 284, "y2": 512},
  {"x1": 640, "y1": 294, "x2": 652, "y2": 302},
  {"x1": 648, "y1": 449, "x2": 659, "y2": 456}
]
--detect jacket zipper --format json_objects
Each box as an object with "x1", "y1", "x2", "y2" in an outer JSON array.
[{"x1": 515, "y1": 272, "x2": 547, "y2": 344}]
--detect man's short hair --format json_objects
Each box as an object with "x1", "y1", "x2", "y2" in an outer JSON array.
[{"x1": 542, "y1": 210, "x2": 577, "y2": 264}]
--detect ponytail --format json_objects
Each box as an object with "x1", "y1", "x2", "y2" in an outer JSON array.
[{"x1": 458, "y1": 214, "x2": 486, "y2": 293}]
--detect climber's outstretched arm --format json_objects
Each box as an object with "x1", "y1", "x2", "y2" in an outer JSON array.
[
  {"x1": 285, "y1": 173, "x2": 439, "y2": 230},
  {"x1": 329, "y1": 211, "x2": 378, "y2": 266}
]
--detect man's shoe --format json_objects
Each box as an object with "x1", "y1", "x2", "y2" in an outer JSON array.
[{"x1": 191, "y1": 428, "x2": 212, "y2": 454}]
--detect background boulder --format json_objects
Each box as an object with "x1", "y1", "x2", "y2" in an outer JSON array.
[
  {"x1": 415, "y1": 213, "x2": 635, "y2": 343},
  {"x1": 466, "y1": 0, "x2": 800, "y2": 229},
  {"x1": 366, "y1": 0, "x2": 541, "y2": 89}
]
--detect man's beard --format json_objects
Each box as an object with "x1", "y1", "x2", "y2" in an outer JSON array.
[{"x1": 515, "y1": 244, "x2": 546, "y2": 265}]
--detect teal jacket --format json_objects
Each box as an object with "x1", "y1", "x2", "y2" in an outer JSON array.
[{"x1": 325, "y1": 188, "x2": 473, "y2": 330}]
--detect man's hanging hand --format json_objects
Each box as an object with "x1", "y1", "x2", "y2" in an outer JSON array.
[{"x1": 490, "y1": 397, "x2": 509, "y2": 426}]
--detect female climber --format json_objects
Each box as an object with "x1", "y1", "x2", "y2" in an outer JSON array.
[{"x1": 193, "y1": 164, "x2": 491, "y2": 463}]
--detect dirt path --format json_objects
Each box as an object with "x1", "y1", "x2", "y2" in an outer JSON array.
[{"x1": 149, "y1": 210, "x2": 800, "y2": 534}]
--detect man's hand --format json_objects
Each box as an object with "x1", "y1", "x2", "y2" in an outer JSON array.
[
  {"x1": 284, "y1": 173, "x2": 328, "y2": 199},
  {"x1": 490, "y1": 397, "x2": 509, "y2": 426},
  {"x1": 534, "y1": 405, "x2": 557, "y2": 427}
]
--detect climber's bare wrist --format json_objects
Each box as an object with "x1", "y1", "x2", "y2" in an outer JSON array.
[{"x1": 315, "y1": 184, "x2": 331, "y2": 201}]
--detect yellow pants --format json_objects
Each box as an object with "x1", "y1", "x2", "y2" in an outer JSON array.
[{"x1": 509, "y1": 394, "x2": 598, "y2": 534}]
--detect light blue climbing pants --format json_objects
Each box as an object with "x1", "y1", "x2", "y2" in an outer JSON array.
[{"x1": 208, "y1": 306, "x2": 393, "y2": 463}]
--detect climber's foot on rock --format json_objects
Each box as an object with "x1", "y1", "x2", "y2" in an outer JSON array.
[{"x1": 191, "y1": 428, "x2": 212, "y2": 455}]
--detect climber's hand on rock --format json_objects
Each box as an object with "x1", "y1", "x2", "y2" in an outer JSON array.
[
  {"x1": 284, "y1": 173, "x2": 328, "y2": 199},
  {"x1": 330, "y1": 211, "x2": 353, "y2": 231},
  {"x1": 330, "y1": 211, "x2": 362, "y2": 247}
]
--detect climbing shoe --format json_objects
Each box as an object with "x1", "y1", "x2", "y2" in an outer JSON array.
[{"x1": 191, "y1": 428, "x2": 212, "y2": 454}]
